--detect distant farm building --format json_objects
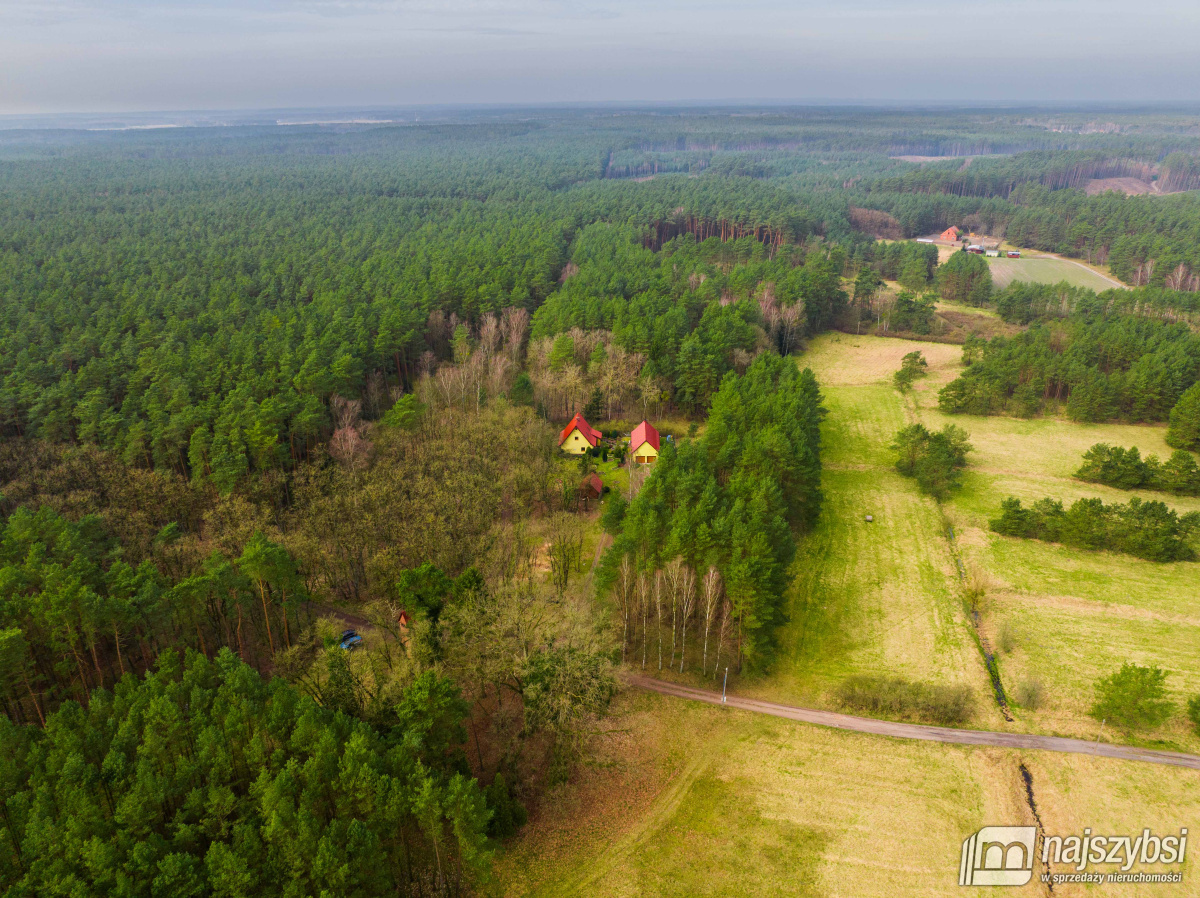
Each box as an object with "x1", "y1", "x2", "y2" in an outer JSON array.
[
  {"x1": 558, "y1": 413, "x2": 601, "y2": 455},
  {"x1": 631, "y1": 420, "x2": 660, "y2": 464},
  {"x1": 967, "y1": 245, "x2": 985, "y2": 255},
  {"x1": 1007, "y1": 250, "x2": 1021, "y2": 258},
  {"x1": 939, "y1": 226, "x2": 961, "y2": 242},
  {"x1": 986, "y1": 249, "x2": 1000, "y2": 257}
]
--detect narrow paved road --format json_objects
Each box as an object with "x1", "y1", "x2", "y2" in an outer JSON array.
[{"x1": 629, "y1": 676, "x2": 1200, "y2": 771}]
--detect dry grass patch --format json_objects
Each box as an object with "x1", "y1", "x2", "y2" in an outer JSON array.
[
  {"x1": 800, "y1": 334, "x2": 961, "y2": 387},
  {"x1": 498, "y1": 688, "x2": 1200, "y2": 897}
]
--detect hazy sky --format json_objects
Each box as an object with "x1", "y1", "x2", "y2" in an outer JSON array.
[{"x1": 3, "y1": 0, "x2": 1200, "y2": 114}]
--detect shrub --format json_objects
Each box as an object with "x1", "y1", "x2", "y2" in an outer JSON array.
[
  {"x1": 893, "y1": 350, "x2": 928, "y2": 391},
  {"x1": 1090, "y1": 663, "x2": 1174, "y2": 731},
  {"x1": 892, "y1": 423, "x2": 973, "y2": 500},
  {"x1": 836, "y1": 674, "x2": 974, "y2": 726},
  {"x1": 1016, "y1": 679, "x2": 1044, "y2": 711},
  {"x1": 997, "y1": 620, "x2": 1017, "y2": 654},
  {"x1": 991, "y1": 495, "x2": 1200, "y2": 562},
  {"x1": 485, "y1": 773, "x2": 528, "y2": 839},
  {"x1": 1075, "y1": 443, "x2": 1200, "y2": 496},
  {"x1": 1188, "y1": 695, "x2": 1200, "y2": 736}
]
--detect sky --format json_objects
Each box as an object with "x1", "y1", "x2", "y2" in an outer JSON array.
[{"x1": 3, "y1": 0, "x2": 1200, "y2": 114}]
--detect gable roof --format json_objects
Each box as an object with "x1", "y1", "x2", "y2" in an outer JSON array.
[
  {"x1": 559, "y1": 413, "x2": 601, "y2": 448},
  {"x1": 941, "y1": 225, "x2": 960, "y2": 236},
  {"x1": 631, "y1": 420, "x2": 660, "y2": 452},
  {"x1": 581, "y1": 472, "x2": 603, "y2": 494}
]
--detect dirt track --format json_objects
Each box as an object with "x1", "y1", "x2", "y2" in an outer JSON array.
[{"x1": 628, "y1": 675, "x2": 1200, "y2": 770}]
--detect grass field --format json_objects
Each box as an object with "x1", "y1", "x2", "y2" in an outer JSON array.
[
  {"x1": 910, "y1": 363, "x2": 1200, "y2": 751},
  {"x1": 754, "y1": 337, "x2": 998, "y2": 723},
  {"x1": 986, "y1": 256, "x2": 1121, "y2": 291},
  {"x1": 497, "y1": 333, "x2": 1200, "y2": 897},
  {"x1": 497, "y1": 691, "x2": 1200, "y2": 897}
]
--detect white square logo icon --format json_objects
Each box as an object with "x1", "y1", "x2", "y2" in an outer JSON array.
[{"x1": 960, "y1": 826, "x2": 1036, "y2": 886}]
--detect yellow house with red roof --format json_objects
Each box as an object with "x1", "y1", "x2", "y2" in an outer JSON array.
[
  {"x1": 631, "y1": 420, "x2": 660, "y2": 464},
  {"x1": 558, "y1": 413, "x2": 602, "y2": 455}
]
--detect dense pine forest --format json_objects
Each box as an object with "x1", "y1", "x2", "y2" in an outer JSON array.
[{"x1": 2, "y1": 106, "x2": 1200, "y2": 896}]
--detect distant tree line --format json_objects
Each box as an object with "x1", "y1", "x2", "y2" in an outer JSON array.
[
  {"x1": 938, "y1": 316, "x2": 1200, "y2": 423},
  {"x1": 991, "y1": 496, "x2": 1200, "y2": 562},
  {"x1": 1075, "y1": 443, "x2": 1200, "y2": 496}
]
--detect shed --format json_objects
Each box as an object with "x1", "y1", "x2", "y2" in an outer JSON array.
[{"x1": 578, "y1": 472, "x2": 603, "y2": 509}]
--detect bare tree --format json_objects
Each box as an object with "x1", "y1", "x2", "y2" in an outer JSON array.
[
  {"x1": 1166, "y1": 263, "x2": 1190, "y2": 292},
  {"x1": 616, "y1": 556, "x2": 636, "y2": 664},
  {"x1": 677, "y1": 565, "x2": 696, "y2": 673},
  {"x1": 548, "y1": 512, "x2": 585, "y2": 597},
  {"x1": 501, "y1": 306, "x2": 530, "y2": 365},
  {"x1": 478, "y1": 312, "x2": 501, "y2": 362},
  {"x1": 779, "y1": 301, "x2": 804, "y2": 356},
  {"x1": 665, "y1": 557, "x2": 683, "y2": 668},
  {"x1": 700, "y1": 567, "x2": 722, "y2": 675},
  {"x1": 328, "y1": 396, "x2": 370, "y2": 468},
  {"x1": 638, "y1": 571, "x2": 650, "y2": 669},
  {"x1": 487, "y1": 355, "x2": 512, "y2": 401},
  {"x1": 713, "y1": 597, "x2": 731, "y2": 680},
  {"x1": 654, "y1": 570, "x2": 664, "y2": 671}
]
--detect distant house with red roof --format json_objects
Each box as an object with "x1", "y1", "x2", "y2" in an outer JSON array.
[
  {"x1": 630, "y1": 420, "x2": 660, "y2": 464},
  {"x1": 558, "y1": 413, "x2": 601, "y2": 455},
  {"x1": 939, "y1": 226, "x2": 961, "y2": 242}
]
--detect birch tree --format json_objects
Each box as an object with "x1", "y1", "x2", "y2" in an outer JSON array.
[
  {"x1": 700, "y1": 567, "x2": 722, "y2": 675},
  {"x1": 677, "y1": 564, "x2": 696, "y2": 673}
]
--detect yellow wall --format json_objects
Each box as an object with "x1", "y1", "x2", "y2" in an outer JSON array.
[
  {"x1": 562, "y1": 428, "x2": 592, "y2": 455},
  {"x1": 632, "y1": 442, "x2": 658, "y2": 464}
]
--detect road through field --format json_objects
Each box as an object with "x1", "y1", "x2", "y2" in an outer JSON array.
[{"x1": 629, "y1": 675, "x2": 1200, "y2": 770}]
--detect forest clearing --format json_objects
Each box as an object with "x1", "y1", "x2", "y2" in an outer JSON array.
[{"x1": 986, "y1": 255, "x2": 1125, "y2": 291}]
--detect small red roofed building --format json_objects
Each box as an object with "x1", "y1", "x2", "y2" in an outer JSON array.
[
  {"x1": 578, "y1": 472, "x2": 603, "y2": 509},
  {"x1": 630, "y1": 420, "x2": 660, "y2": 464},
  {"x1": 939, "y1": 226, "x2": 961, "y2": 242},
  {"x1": 558, "y1": 413, "x2": 601, "y2": 455}
]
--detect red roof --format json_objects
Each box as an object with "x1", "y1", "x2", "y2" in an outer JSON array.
[
  {"x1": 559, "y1": 413, "x2": 601, "y2": 448},
  {"x1": 581, "y1": 473, "x2": 603, "y2": 495},
  {"x1": 631, "y1": 420, "x2": 660, "y2": 453}
]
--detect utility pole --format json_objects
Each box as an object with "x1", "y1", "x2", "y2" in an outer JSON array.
[
  {"x1": 1096, "y1": 719, "x2": 1106, "y2": 743},
  {"x1": 722, "y1": 667, "x2": 729, "y2": 703}
]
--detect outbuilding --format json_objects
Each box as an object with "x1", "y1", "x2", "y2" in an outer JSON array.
[{"x1": 578, "y1": 472, "x2": 603, "y2": 509}]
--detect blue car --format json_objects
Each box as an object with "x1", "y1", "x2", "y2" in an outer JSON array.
[{"x1": 339, "y1": 628, "x2": 363, "y2": 651}]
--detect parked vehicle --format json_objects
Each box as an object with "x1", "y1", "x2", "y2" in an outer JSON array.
[{"x1": 339, "y1": 628, "x2": 363, "y2": 650}]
